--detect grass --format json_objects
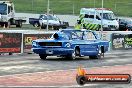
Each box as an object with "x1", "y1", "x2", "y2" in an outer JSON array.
[{"x1": 2, "y1": 0, "x2": 132, "y2": 16}]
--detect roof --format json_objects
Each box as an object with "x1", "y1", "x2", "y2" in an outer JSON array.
[
  {"x1": 80, "y1": 8, "x2": 113, "y2": 14},
  {"x1": 59, "y1": 28, "x2": 93, "y2": 32}
]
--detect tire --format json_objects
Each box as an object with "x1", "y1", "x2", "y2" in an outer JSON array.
[
  {"x1": 41, "y1": 24, "x2": 46, "y2": 29},
  {"x1": 54, "y1": 26, "x2": 59, "y2": 30},
  {"x1": 66, "y1": 47, "x2": 80, "y2": 60},
  {"x1": 69, "y1": 51, "x2": 76, "y2": 60},
  {"x1": 65, "y1": 50, "x2": 76, "y2": 60},
  {"x1": 76, "y1": 76, "x2": 86, "y2": 85},
  {"x1": 5, "y1": 21, "x2": 11, "y2": 28},
  {"x1": 75, "y1": 47, "x2": 80, "y2": 56},
  {"x1": 39, "y1": 54, "x2": 47, "y2": 60},
  {"x1": 16, "y1": 21, "x2": 22, "y2": 28},
  {"x1": 33, "y1": 22, "x2": 39, "y2": 27}
]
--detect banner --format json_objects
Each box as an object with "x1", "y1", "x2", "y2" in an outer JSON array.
[
  {"x1": 111, "y1": 33, "x2": 125, "y2": 50},
  {"x1": 124, "y1": 34, "x2": 132, "y2": 49},
  {"x1": 0, "y1": 33, "x2": 22, "y2": 53},
  {"x1": 23, "y1": 34, "x2": 52, "y2": 52}
]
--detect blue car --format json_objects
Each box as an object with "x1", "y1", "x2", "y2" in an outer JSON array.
[{"x1": 32, "y1": 29, "x2": 109, "y2": 60}]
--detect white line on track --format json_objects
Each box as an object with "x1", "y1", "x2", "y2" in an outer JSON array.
[
  {"x1": 0, "y1": 64, "x2": 131, "y2": 87},
  {"x1": 0, "y1": 64, "x2": 131, "y2": 78}
]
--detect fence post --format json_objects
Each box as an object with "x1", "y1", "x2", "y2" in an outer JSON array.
[{"x1": 21, "y1": 33, "x2": 24, "y2": 54}]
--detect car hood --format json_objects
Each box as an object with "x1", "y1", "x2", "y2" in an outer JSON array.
[
  {"x1": 33, "y1": 39, "x2": 70, "y2": 43},
  {"x1": 33, "y1": 39, "x2": 107, "y2": 46}
]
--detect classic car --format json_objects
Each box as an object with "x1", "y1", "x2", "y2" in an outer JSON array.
[{"x1": 32, "y1": 29, "x2": 109, "y2": 60}]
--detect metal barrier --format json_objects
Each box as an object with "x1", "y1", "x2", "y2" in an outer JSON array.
[
  {"x1": 0, "y1": 32, "x2": 22, "y2": 53},
  {"x1": 0, "y1": 31, "x2": 132, "y2": 54}
]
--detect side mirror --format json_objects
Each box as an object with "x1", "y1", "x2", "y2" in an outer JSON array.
[
  {"x1": 116, "y1": 18, "x2": 118, "y2": 20},
  {"x1": 77, "y1": 20, "x2": 81, "y2": 24}
]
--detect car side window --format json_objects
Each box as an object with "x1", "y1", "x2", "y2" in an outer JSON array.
[
  {"x1": 71, "y1": 31, "x2": 83, "y2": 40},
  {"x1": 85, "y1": 32, "x2": 96, "y2": 40},
  {"x1": 39, "y1": 15, "x2": 47, "y2": 20}
]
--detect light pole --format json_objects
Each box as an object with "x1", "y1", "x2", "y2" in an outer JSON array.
[
  {"x1": 46, "y1": 0, "x2": 49, "y2": 31},
  {"x1": 100, "y1": 0, "x2": 103, "y2": 39}
]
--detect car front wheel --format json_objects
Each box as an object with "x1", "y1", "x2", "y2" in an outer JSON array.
[
  {"x1": 65, "y1": 51, "x2": 76, "y2": 60},
  {"x1": 39, "y1": 54, "x2": 47, "y2": 60},
  {"x1": 89, "y1": 54, "x2": 101, "y2": 59}
]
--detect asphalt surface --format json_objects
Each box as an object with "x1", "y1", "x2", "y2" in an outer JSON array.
[
  {"x1": 0, "y1": 50, "x2": 132, "y2": 76},
  {"x1": 0, "y1": 50, "x2": 132, "y2": 88}
]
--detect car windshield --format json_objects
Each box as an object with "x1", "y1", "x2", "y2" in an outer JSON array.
[
  {"x1": 61, "y1": 30, "x2": 83, "y2": 40},
  {"x1": 128, "y1": 20, "x2": 132, "y2": 25},
  {"x1": 52, "y1": 15, "x2": 60, "y2": 21},
  {"x1": 39, "y1": 15, "x2": 47, "y2": 20},
  {"x1": 0, "y1": 4, "x2": 7, "y2": 15},
  {"x1": 119, "y1": 19, "x2": 126, "y2": 23},
  {"x1": 47, "y1": 15, "x2": 54, "y2": 20},
  {"x1": 39, "y1": 15, "x2": 55, "y2": 20},
  {"x1": 100, "y1": 13, "x2": 116, "y2": 20}
]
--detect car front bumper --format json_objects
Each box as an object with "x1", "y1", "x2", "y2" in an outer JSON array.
[{"x1": 32, "y1": 48, "x2": 73, "y2": 56}]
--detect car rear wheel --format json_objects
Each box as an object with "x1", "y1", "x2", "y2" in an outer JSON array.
[
  {"x1": 65, "y1": 50, "x2": 76, "y2": 60},
  {"x1": 69, "y1": 51, "x2": 76, "y2": 60},
  {"x1": 67, "y1": 47, "x2": 80, "y2": 60},
  {"x1": 16, "y1": 21, "x2": 22, "y2": 28},
  {"x1": 33, "y1": 22, "x2": 39, "y2": 27},
  {"x1": 41, "y1": 23, "x2": 46, "y2": 29},
  {"x1": 39, "y1": 54, "x2": 47, "y2": 60}
]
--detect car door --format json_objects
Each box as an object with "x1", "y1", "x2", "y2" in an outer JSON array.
[{"x1": 80, "y1": 31, "x2": 99, "y2": 56}]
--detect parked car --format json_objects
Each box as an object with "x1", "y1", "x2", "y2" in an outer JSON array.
[
  {"x1": 29, "y1": 14, "x2": 69, "y2": 30},
  {"x1": 32, "y1": 29, "x2": 109, "y2": 60},
  {"x1": 126, "y1": 20, "x2": 132, "y2": 31},
  {"x1": 118, "y1": 18, "x2": 132, "y2": 31}
]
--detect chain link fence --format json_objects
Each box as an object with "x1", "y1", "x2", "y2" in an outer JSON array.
[
  {"x1": 114, "y1": 2, "x2": 132, "y2": 17},
  {"x1": 11, "y1": 0, "x2": 132, "y2": 17}
]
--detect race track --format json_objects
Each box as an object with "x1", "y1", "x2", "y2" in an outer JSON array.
[{"x1": 0, "y1": 50, "x2": 132, "y2": 87}]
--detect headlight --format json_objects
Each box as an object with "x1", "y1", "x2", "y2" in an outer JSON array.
[
  {"x1": 65, "y1": 43, "x2": 71, "y2": 48},
  {"x1": 1, "y1": 17, "x2": 8, "y2": 22},
  {"x1": 32, "y1": 41, "x2": 37, "y2": 47}
]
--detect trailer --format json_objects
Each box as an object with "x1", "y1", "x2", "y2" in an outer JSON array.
[{"x1": 29, "y1": 14, "x2": 69, "y2": 30}]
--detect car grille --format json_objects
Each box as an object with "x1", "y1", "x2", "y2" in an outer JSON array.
[
  {"x1": 38, "y1": 42, "x2": 62, "y2": 46},
  {"x1": 108, "y1": 25, "x2": 116, "y2": 28}
]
